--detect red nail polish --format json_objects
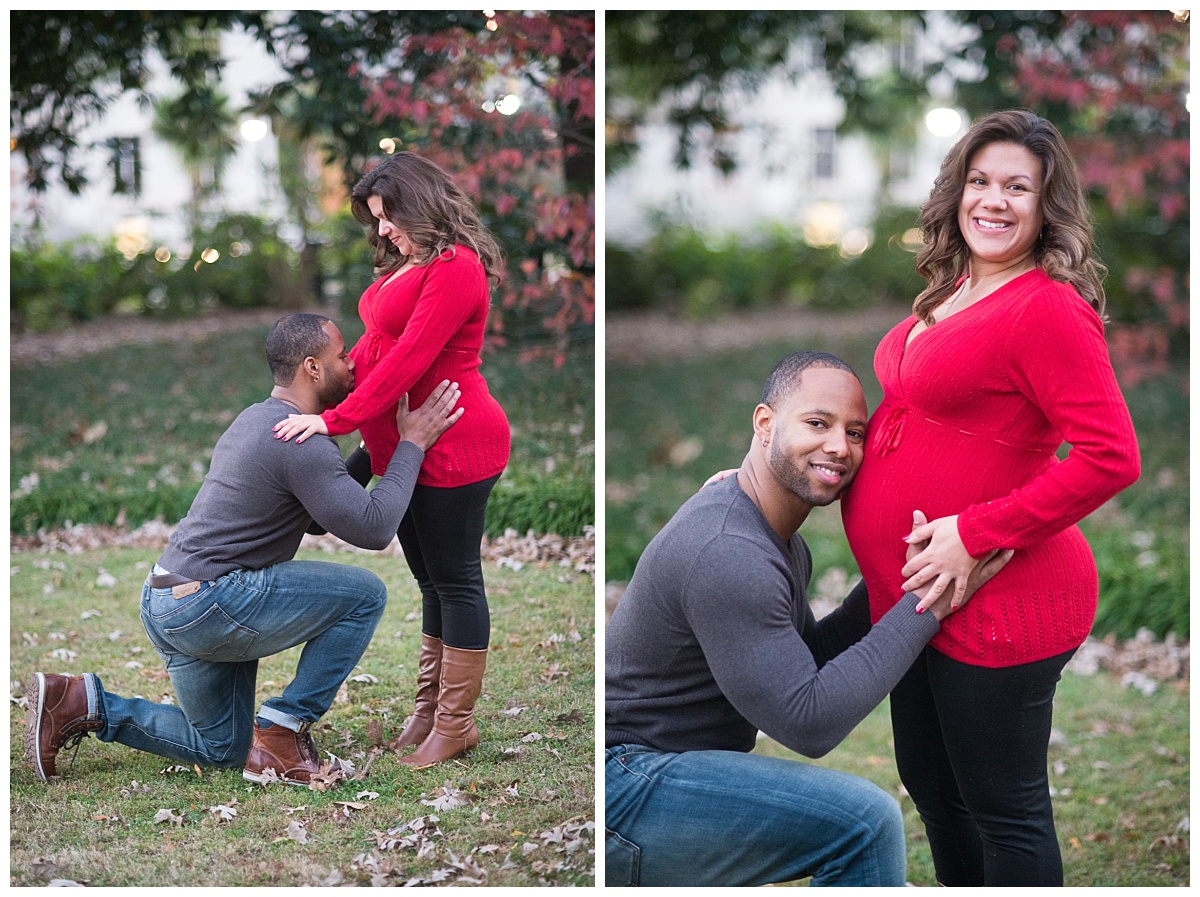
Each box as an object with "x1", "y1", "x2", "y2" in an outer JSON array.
[{"x1": 915, "y1": 606, "x2": 925, "y2": 614}]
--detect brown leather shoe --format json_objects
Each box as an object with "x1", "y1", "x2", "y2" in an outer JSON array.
[
  {"x1": 25, "y1": 672, "x2": 103, "y2": 782},
  {"x1": 397, "y1": 645, "x2": 487, "y2": 768},
  {"x1": 243, "y1": 721, "x2": 324, "y2": 785},
  {"x1": 388, "y1": 633, "x2": 443, "y2": 751}
]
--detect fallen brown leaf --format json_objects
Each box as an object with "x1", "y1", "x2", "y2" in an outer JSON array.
[{"x1": 365, "y1": 719, "x2": 384, "y2": 745}]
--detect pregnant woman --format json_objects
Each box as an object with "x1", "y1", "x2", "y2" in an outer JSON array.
[
  {"x1": 274, "y1": 152, "x2": 510, "y2": 768},
  {"x1": 840, "y1": 110, "x2": 1140, "y2": 885}
]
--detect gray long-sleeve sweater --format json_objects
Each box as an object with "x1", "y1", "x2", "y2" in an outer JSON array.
[
  {"x1": 158, "y1": 397, "x2": 423, "y2": 582},
  {"x1": 605, "y1": 474, "x2": 939, "y2": 759}
]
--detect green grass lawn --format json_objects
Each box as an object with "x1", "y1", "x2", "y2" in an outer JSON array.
[
  {"x1": 10, "y1": 547, "x2": 595, "y2": 887},
  {"x1": 9, "y1": 313, "x2": 596, "y2": 885}
]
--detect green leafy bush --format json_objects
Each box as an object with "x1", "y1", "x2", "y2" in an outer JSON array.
[
  {"x1": 11, "y1": 214, "x2": 307, "y2": 331},
  {"x1": 162, "y1": 214, "x2": 301, "y2": 312},
  {"x1": 606, "y1": 207, "x2": 926, "y2": 315},
  {"x1": 11, "y1": 483, "x2": 196, "y2": 538},
  {"x1": 11, "y1": 237, "x2": 149, "y2": 330},
  {"x1": 1088, "y1": 525, "x2": 1189, "y2": 640},
  {"x1": 485, "y1": 472, "x2": 594, "y2": 538}
]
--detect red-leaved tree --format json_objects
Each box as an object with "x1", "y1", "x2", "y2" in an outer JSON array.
[
  {"x1": 1002, "y1": 10, "x2": 1189, "y2": 389},
  {"x1": 357, "y1": 11, "x2": 595, "y2": 364}
]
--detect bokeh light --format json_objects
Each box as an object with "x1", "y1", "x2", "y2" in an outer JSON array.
[
  {"x1": 496, "y1": 94, "x2": 521, "y2": 115},
  {"x1": 925, "y1": 107, "x2": 962, "y2": 138},
  {"x1": 239, "y1": 118, "x2": 268, "y2": 142}
]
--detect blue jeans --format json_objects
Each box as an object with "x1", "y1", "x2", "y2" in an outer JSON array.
[
  {"x1": 89, "y1": 561, "x2": 387, "y2": 767},
  {"x1": 605, "y1": 744, "x2": 906, "y2": 887}
]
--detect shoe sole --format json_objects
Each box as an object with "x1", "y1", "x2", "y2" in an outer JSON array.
[{"x1": 24, "y1": 673, "x2": 48, "y2": 782}]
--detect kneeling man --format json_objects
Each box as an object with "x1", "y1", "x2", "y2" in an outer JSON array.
[
  {"x1": 605, "y1": 351, "x2": 1006, "y2": 886},
  {"x1": 26, "y1": 313, "x2": 462, "y2": 786}
]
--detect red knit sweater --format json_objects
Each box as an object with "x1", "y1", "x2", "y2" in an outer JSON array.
[
  {"x1": 841, "y1": 269, "x2": 1140, "y2": 667},
  {"x1": 321, "y1": 245, "x2": 510, "y2": 487}
]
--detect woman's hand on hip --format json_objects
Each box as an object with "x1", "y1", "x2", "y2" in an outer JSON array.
[{"x1": 273, "y1": 414, "x2": 329, "y2": 444}]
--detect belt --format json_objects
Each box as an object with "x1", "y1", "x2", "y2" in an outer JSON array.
[
  {"x1": 149, "y1": 569, "x2": 204, "y2": 600},
  {"x1": 149, "y1": 572, "x2": 198, "y2": 590}
]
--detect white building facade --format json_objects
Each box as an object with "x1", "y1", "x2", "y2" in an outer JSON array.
[
  {"x1": 11, "y1": 28, "x2": 289, "y2": 253},
  {"x1": 605, "y1": 14, "x2": 975, "y2": 253}
]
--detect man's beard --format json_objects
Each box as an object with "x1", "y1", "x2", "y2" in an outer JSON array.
[
  {"x1": 319, "y1": 378, "x2": 352, "y2": 409},
  {"x1": 768, "y1": 443, "x2": 845, "y2": 508}
]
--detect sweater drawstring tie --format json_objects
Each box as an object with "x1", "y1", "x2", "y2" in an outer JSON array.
[
  {"x1": 359, "y1": 331, "x2": 396, "y2": 366},
  {"x1": 875, "y1": 405, "x2": 908, "y2": 457}
]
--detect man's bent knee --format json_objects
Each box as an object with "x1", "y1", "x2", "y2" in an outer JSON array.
[
  {"x1": 197, "y1": 724, "x2": 256, "y2": 768},
  {"x1": 829, "y1": 783, "x2": 906, "y2": 885},
  {"x1": 339, "y1": 566, "x2": 387, "y2": 614}
]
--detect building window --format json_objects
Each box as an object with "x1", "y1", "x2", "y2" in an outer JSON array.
[
  {"x1": 108, "y1": 137, "x2": 141, "y2": 195},
  {"x1": 814, "y1": 128, "x2": 837, "y2": 180}
]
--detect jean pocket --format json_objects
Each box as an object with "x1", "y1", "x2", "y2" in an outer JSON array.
[
  {"x1": 147, "y1": 579, "x2": 214, "y2": 621},
  {"x1": 162, "y1": 601, "x2": 259, "y2": 661},
  {"x1": 604, "y1": 829, "x2": 641, "y2": 886}
]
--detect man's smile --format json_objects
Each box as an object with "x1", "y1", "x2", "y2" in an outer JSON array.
[{"x1": 810, "y1": 459, "x2": 849, "y2": 486}]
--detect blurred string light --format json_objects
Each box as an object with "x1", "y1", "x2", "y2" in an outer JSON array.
[
  {"x1": 114, "y1": 217, "x2": 151, "y2": 261},
  {"x1": 194, "y1": 247, "x2": 220, "y2": 271},
  {"x1": 925, "y1": 107, "x2": 962, "y2": 138},
  {"x1": 482, "y1": 94, "x2": 522, "y2": 115},
  {"x1": 379, "y1": 137, "x2": 398, "y2": 154},
  {"x1": 484, "y1": 9, "x2": 498, "y2": 31},
  {"x1": 803, "y1": 201, "x2": 845, "y2": 248},
  {"x1": 154, "y1": 247, "x2": 172, "y2": 263},
  {"x1": 900, "y1": 228, "x2": 923, "y2": 252},
  {"x1": 839, "y1": 228, "x2": 872, "y2": 259}
]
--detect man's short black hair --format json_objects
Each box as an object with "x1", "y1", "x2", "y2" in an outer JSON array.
[
  {"x1": 761, "y1": 351, "x2": 858, "y2": 406},
  {"x1": 266, "y1": 313, "x2": 333, "y2": 386}
]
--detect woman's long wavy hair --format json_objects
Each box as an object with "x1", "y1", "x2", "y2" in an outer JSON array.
[
  {"x1": 913, "y1": 109, "x2": 1106, "y2": 324},
  {"x1": 350, "y1": 152, "x2": 504, "y2": 284}
]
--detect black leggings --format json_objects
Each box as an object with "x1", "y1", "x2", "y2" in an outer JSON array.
[
  {"x1": 890, "y1": 645, "x2": 1076, "y2": 886},
  {"x1": 348, "y1": 447, "x2": 498, "y2": 650}
]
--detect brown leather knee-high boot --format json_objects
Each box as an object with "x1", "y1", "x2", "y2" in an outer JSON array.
[
  {"x1": 389, "y1": 633, "x2": 443, "y2": 751},
  {"x1": 396, "y1": 645, "x2": 487, "y2": 768}
]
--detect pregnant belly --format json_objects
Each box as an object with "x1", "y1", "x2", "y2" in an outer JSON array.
[{"x1": 840, "y1": 438, "x2": 1099, "y2": 661}]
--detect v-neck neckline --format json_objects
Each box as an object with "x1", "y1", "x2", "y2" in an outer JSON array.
[
  {"x1": 381, "y1": 262, "x2": 419, "y2": 290},
  {"x1": 903, "y1": 268, "x2": 1038, "y2": 352}
]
